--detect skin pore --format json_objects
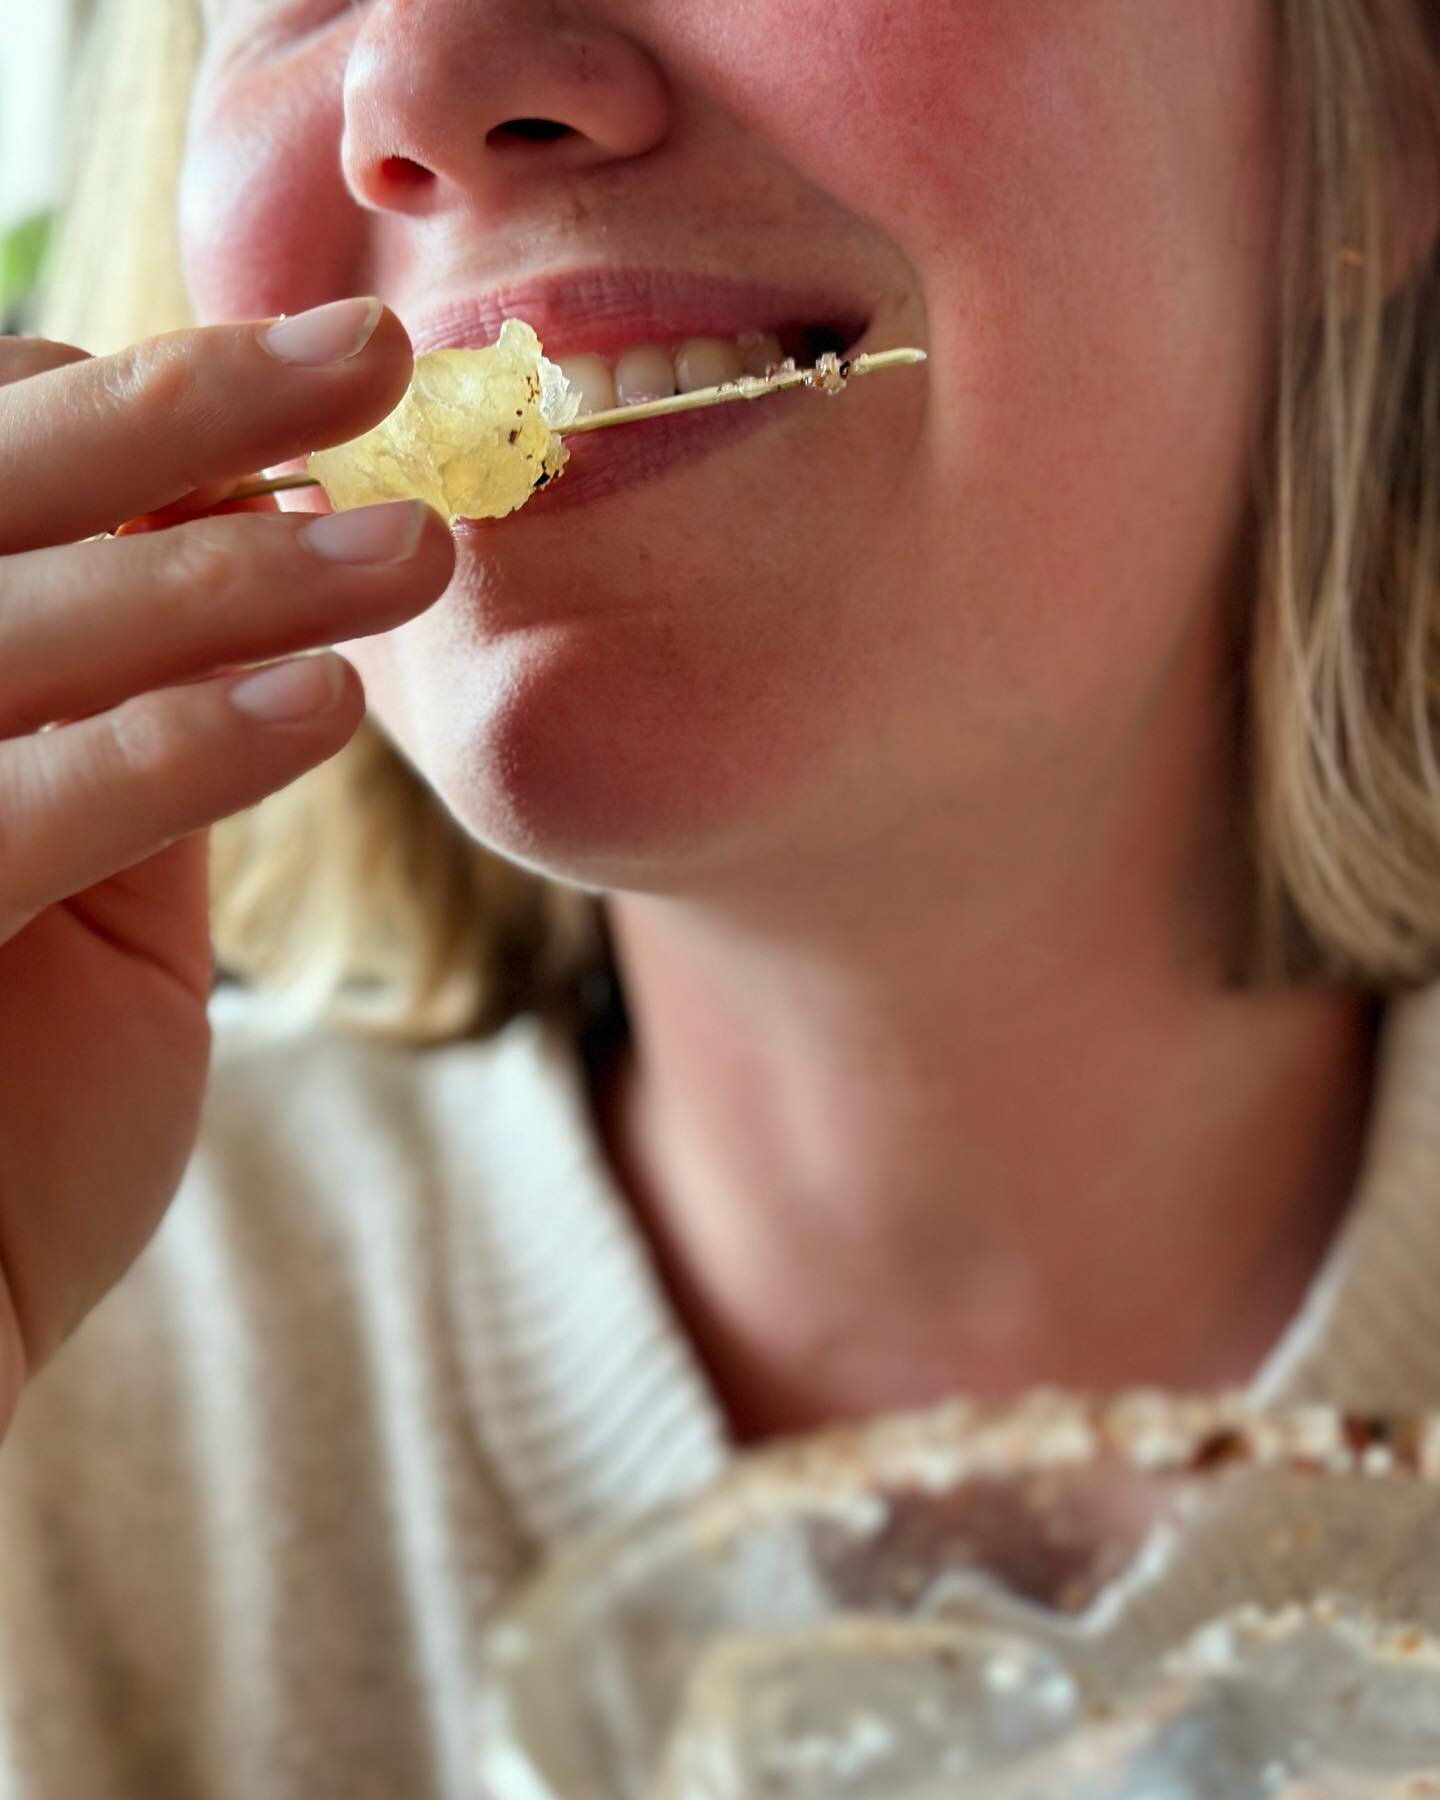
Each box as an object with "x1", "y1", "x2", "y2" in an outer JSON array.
[{"x1": 185, "y1": 0, "x2": 1378, "y2": 1441}]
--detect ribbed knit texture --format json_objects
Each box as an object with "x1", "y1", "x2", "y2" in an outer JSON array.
[{"x1": 0, "y1": 979, "x2": 1436, "y2": 1798}]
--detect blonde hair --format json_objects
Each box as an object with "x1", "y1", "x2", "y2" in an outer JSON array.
[
  {"x1": 33, "y1": 0, "x2": 1440, "y2": 1043},
  {"x1": 1256, "y1": 0, "x2": 1440, "y2": 982}
]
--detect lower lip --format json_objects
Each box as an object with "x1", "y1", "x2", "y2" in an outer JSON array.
[{"x1": 451, "y1": 385, "x2": 808, "y2": 529}]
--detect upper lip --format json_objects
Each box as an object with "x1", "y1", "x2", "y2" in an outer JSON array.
[{"x1": 404, "y1": 267, "x2": 872, "y2": 362}]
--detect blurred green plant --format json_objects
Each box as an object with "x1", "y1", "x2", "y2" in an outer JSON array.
[{"x1": 1, "y1": 209, "x2": 55, "y2": 326}]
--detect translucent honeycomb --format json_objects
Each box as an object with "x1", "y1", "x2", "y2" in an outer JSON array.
[{"x1": 307, "y1": 319, "x2": 579, "y2": 522}]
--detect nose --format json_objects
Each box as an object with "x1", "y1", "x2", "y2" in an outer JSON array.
[{"x1": 340, "y1": 0, "x2": 673, "y2": 220}]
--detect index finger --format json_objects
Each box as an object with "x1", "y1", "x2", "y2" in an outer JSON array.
[{"x1": 0, "y1": 302, "x2": 412, "y2": 555}]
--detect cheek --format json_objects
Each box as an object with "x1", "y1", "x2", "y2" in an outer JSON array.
[
  {"x1": 682, "y1": 1, "x2": 1075, "y2": 256},
  {"x1": 178, "y1": 63, "x2": 359, "y2": 322},
  {"x1": 710, "y1": 1, "x2": 1279, "y2": 613},
  {"x1": 692, "y1": 0, "x2": 1277, "y2": 317},
  {"x1": 684, "y1": 0, "x2": 1279, "y2": 554}
]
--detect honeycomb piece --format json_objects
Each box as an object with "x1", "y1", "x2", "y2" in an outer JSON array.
[{"x1": 307, "y1": 319, "x2": 580, "y2": 522}]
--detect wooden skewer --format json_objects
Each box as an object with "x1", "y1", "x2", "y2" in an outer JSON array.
[
  {"x1": 559, "y1": 345, "x2": 926, "y2": 435},
  {"x1": 218, "y1": 346, "x2": 927, "y2": 505}
]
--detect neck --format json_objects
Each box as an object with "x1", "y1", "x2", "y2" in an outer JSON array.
[{"x1": 587, "y1": 637, "x2": 1382, "y2": 1445}]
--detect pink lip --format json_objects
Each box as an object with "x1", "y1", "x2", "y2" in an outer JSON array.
[{"x1": 405, "y1": 266, "x2": 869, "y2": 361}]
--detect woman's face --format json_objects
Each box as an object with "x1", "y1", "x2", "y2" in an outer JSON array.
[{"x1": 184, "y1": 0, "x2": 1280, "y2": 893}]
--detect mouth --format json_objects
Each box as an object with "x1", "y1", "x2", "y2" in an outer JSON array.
[{"x1": 408, "y1": 269, "x2": 875, "y2": 518}]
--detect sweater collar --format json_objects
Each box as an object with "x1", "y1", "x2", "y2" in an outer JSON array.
[{"x1": 457, "y1": 1015, "x2": 729, "y2": 1553}]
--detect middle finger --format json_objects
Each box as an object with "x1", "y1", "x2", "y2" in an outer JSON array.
[{"x1": 0, "y1": 502, "x2": 453, "y2": 741}]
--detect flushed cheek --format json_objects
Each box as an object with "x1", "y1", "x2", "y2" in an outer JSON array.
[
  {"x1": 179, "y1": 62, "x2": 360, "y2": 322},
  {"x1": 688, "y1": 0, "x2": 1276, "y2": 322},
  {"x1": 680, "y1": 0, "x2": 1046, "y2": 254},
  {"x1": 714, "y1": 0, "x2": 1279, "y2": 585}
]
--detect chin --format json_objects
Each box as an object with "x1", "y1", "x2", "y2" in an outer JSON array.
[{"x1": 369, "y1": 602, "x2": 849, "y2": 894}]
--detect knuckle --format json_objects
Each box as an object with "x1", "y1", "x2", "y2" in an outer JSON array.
[
  {"x1": 100, "y1": 336, "x2": 203, "y2": 430},
  {"x1": 102, "y1": 692, "x2": 194, "y2": 784},
  {"x1": 160, "y1": 524, "x2": 245, "y2": 619}
]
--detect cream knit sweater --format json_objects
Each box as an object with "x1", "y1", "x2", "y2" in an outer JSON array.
[{"x1": 0, "y1": 980, "x2": 1437, "y2": 1799}]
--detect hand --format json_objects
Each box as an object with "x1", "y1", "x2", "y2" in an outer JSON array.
[{"x1": 0, "y1": 300, "x2": 454, "y2": 1434}]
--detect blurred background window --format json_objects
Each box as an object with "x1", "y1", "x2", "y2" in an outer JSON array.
[{"x1": 1, "y1": 1, "x2": 92, "y2": 331}]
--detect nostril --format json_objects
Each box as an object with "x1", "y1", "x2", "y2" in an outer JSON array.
[
  {"x1": 488, "y1": 118, "x2": 576, "y2": 146},
  {"x1": 378, "y1": 155, "x2": 434, "y2": 191}
]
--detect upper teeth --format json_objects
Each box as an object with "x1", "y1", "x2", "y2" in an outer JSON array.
[{"x1": 555, "y1": 331, "x2": 785, "y2": 415}]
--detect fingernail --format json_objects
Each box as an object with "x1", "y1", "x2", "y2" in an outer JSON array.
[
  {"x1": 228, "y1": 652, "x2": 347, "y2": 723},
  {"x1": 300, "y1": 500, "x2": 427, "y2": 565},
  {"x1": 261, "y1": 297, "x2": 384, "y2": 367}
]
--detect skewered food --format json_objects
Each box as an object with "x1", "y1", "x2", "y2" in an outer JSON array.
[{"x1": 306, "y1": 319, "x2": 578, "y2": 523}]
